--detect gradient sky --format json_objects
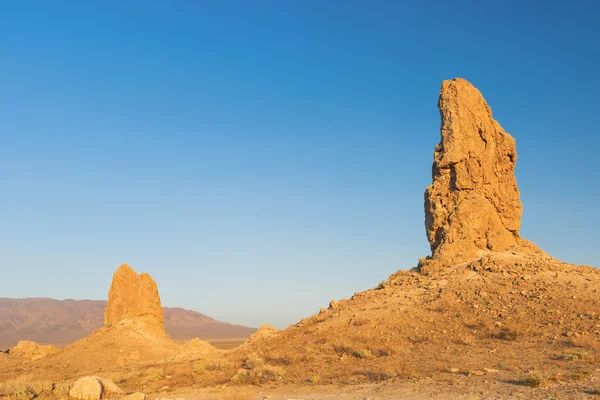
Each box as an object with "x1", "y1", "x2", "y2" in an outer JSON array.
[{"x1": 1, "y1": 1, "x2": 598, "y2": 329}]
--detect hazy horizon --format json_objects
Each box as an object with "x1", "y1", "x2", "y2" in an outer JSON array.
[{"x1": 1, "y1": 1, "x2": 598, "y2": 329}]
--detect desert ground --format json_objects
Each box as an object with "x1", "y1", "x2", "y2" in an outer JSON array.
[{"x1": 1, "y1": 78, "x2": 598, "y2": 400}]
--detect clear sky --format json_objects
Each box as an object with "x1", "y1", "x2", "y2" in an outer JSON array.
[{"x1": 1, "y1": 1, "x2": 598, "y2": 329}]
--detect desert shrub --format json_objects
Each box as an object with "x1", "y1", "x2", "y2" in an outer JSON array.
[
  {"x1": 519, "y1": 374, "x2": 543, "y2": 387},
  {"x1": 373, "y1": 347, "x2": 393, "y2": 357},
  {"x1": 353, "y1": 369, "x2": 392, "y2": 382},
  {"x1": 230, "y1": 364, "x2": 284, "y2": 385},
  {"x1": 265, "y1": 355, "x2": 292, "y2": 365},
  {"x1": 241, "y1": 355, "x2": 264, "y2": 370},
  {"x1": 558, "y1": 349, "x2": 592, "y2": 361},
  {"x1": 29, "y1": 381, "x2": 53, "y2": 396},
  {"x1": 352, "y1": 349, "x2": 372, "y2": 359},
  {"x1": 570, "y1": 370, "x2": 592, "y2": 381},
  {"x1": 193, "y1": 358, "x2": 233, "y2": 376},
  {"x1": 144, "y1": 367, "x2": 165, "y2": 381},
  {"x1": 309, "y1": 375, "x2": 320, "y2": 385},
  {"x1": 333, "y1": 344, "x2": 353, "y2": 354},
  {"x1": 490, "y1": 326, "x2": 519, "y2": 341},
  {"x1": 0, "y1": 381, "x2": 36, "y2": 400},
  {"x1": 52, "y1": 381, "x2": 71, "y2": 397}
]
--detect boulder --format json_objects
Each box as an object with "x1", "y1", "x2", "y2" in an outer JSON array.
[
  {"x1": 10, "y1": 340, "x2": 59, "y2": 360},
  {"x1": 68, "y1": 377, "x2": 121, "y2": 400},
  {"x1": 69, "y1": 377, "x2": 103, "y2": 400}
]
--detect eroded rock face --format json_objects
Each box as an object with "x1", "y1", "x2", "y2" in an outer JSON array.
[
  {"x1": 104, "y1": 264, "x2": 165, "y2": 335},
  {"x1": 424, "y1": 78, "x2": 540, "y2": 265}
]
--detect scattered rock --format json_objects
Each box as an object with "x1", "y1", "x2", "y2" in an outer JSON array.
[{"x1": 9, "y1": 340, "x2": 59, "y2": 360}]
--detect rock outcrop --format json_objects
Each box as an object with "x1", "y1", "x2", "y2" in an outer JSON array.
[
  {"x1": 9, "y1": 341, "x2": 59, "y2": 360},
  {"x1": 424, "y1": 78, "x2": 541, "y2": 266},
  {"x1": 69, "y1": 376, "x2": 121, "y2": 400},
  {"x1": 104, "y1": 264, "x2": 165, "y2": 335},
  {"x1": 245, "y1": 324, "x2": 278, "y2": 344}
]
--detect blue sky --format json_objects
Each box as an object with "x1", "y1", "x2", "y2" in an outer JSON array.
[{"x1": 0, "y1": 1, "x2": 598, "y2": 328}]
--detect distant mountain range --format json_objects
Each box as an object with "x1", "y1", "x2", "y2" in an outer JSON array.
[{"x1": 0, "y1": 298, "x2": 256, "y2": 349}]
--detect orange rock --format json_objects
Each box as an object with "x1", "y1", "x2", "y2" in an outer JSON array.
[
  {"x1": 10, "y1": 340, "x2": 59, "y2": 360},
  {"x1": 424, "y1": 78, "x2": 542, "y2": 265},
  {"x1": 245, "y1": 324, "x2": 278, "y2": 344},
  {"x1": 104, "y1": 264, "x2": 165, "y2": 335}
]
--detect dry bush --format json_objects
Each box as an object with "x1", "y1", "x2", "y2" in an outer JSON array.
[
  {"x1": 0, "y1": 381, "x2": 35, "y2": 400},
  {"x1": 351, "y1": 349, "x2": 372, "y2": 359},
  {"x1": 144, "y1": 366, "x2": 164, "y2": 381},
  {"x1": 230, "y1": 357, "x2": 285, "y2": 385},
  {"x1": 569, "y1": 370, "x2": 592, "y2": 381},
  {"x1": 193, "y1": 358, "x2": 234, "y2": 376},
  {"x1": 265, "y1": 355, "x2": 292, "y2": 365},
  {"x1": 29, "y1": 381, "x2": 53, "y2": 397},
  {"x1": 241, "y1": 355, "x2": 264, "y2": 370},
  {"x1": 52, "y1": 381, "x2": 71, "y2": 397},
  {"x1": 333, "y1": 344, "x2": 353, "y2": 355},
  {"x1": 352, "y1": 369, "x2": 392, "y2": 382},
  {"x1": 518, "y1": 374, "x2": 543, "y2": 387},
  {"x1": 490, "y1": 324, "x2": 520, "y2": 341}
]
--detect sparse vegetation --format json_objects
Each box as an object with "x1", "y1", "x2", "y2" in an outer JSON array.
[
  {"x1": 353, "y1": 369, "x2": 392, "y2": 382},
  {"x1": 518, "y1": 374, "x2": 543, "y2": 388},
  {"x1": 144, "y1": 366, "x2": 165, "y2": 381},
  {"x1": 193, "y1": 358, "x2": 233, "y2": 376},
  {"x1": 352, "y1": 348, "x2": 372, "y2": 359}
]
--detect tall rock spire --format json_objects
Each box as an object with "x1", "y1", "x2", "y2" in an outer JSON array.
[
  {"x1": 104, "y1": 264, "x2": 165, "y2": 335},
  {"x1": 424, "y1": 78, "x2": 539, "y2": 265}
]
